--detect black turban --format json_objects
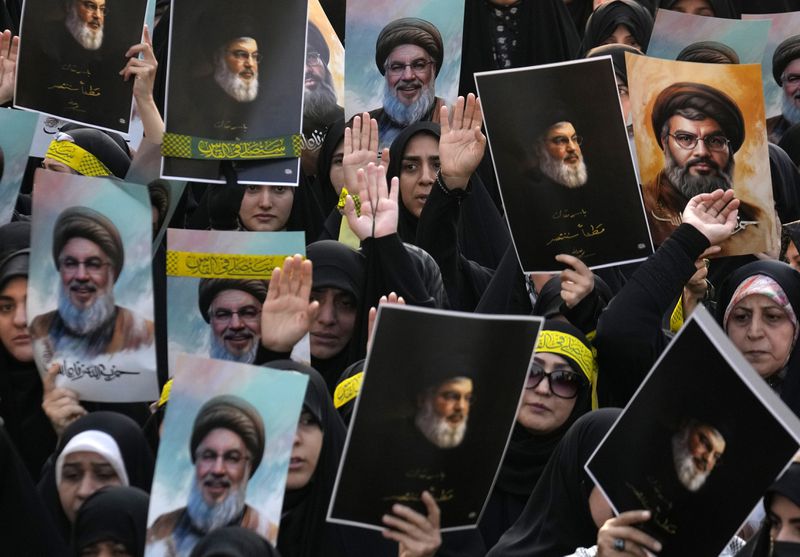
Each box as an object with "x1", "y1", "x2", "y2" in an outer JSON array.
[
  {"x1": 147, "y1": 180, "x2": 171, "y2": 226},
  {"x1": 190, "y1": 395, "x2": 266, "y2": 477},
  {"x1": 197, "y1": 278, "x2": 268, "y2": 323},
  {"x1": 375, "y1": 17, "x2": 444, "y2": 76},
  {"x1": 772, "y1": 34, "x2": 800, "y2": 86},
  {"x1": 52, "y1": 207, "x2": 124, "y2": 279},
  {"x1": 307, "y1": 21, "x2": 330, "y2": 66},
  {"x1": 651, "y1": 82, "x2": 744, "y2": 152},
  {"x1": 677, "y1": 41, "x2": 740, "y2": 65}
]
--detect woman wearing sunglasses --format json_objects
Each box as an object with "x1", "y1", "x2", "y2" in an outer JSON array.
[{"x1": 479, "y1": 319, "x2": 596, "y2": 549}]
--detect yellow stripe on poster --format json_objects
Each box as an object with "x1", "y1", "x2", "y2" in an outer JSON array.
[{"x1": 166, "y1": 251, "x2": 291, "y2": 279}]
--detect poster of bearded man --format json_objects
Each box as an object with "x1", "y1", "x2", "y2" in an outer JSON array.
[
  {"x1": 165, "y1": 229, "x2": 306, "y2": 375},
  {"x1": 27, "y1": 170, "x2": 158, "y2": 402},
  {"x1": 344, "y1": 0, "x2": 464, "y2": 149},
  {"x1": 328, "y1": 305, "x2": 542, "y2": 531},
  {"x1": 145, "y1": 354, "x2": 308, "y2": 555},
  {"x1": 628, "y1": 53, "x2": 777, "y2": 255},
  {"x1": 586, "y1": 306, "x2": 800, "y2": 556},
  {"x1": 161, "y1": 0, "x2": 307, "y2": 185},
  {"x1": 476, "y1": 57, "x2": 653, "y2": 273},
  {"x1": 15, "y1": 0, "x2": 148, "y2": 133}
]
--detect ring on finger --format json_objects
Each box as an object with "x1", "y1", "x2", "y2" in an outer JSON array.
[{"x1": 613, "y1": 538, "x2": 625, "y2": 552}]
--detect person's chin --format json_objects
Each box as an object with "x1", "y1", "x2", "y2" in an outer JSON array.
[
  {"x1": 202, "y1": 485, "x2": 230, "y2": 503},
  {"x1": 395, "y1": 89, "x2": 421, "y2": 104},
  {"x1": 224, "y1": 342, "x2": 253, "y2": 357},
  {"x1": 310, "y1": 340, "x2": 343, "y2": 361}
]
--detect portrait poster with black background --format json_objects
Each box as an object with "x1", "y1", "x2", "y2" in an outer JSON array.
[
  {"x1": 586, "y1": 306, "x2": 800, "y2": 556},
  {"x1": 476, "y1": 57, "x2": 653, "y2": 273},
  {"x1": 161, "y1": 0, "x2": 307, "y2": 185},
  {"x1": 15, "y1": 0, "x2": 148, "y2": 133},
  {"x1": 328, "y1": 305, "x2": 542, "y2": 531}
]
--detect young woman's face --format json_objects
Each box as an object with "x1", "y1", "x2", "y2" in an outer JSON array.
[
  {"x1": 286, "y1": 411, "x2": 324, "y2": 490},
  {"x1": 58, "y1": 451, "x2": 122, "y2": 523},
  {"x1": 238, "y1": 185, "x2": 294, "y2": 231}
]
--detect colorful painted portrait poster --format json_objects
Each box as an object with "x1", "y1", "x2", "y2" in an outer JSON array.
[
  {"x1": 161, "y1": 0, "x2": 307, "y2": 185},
  {"x1": 145, "y1": 354, "x2": 308, "y2": 554},
  {"x1": 742, "y1": 12, "x2": 800, "y2": 132},
  {"x1": 344, "y1": 0, "x2": 465, "y2": 148},
  {"x1": 166, "y1": 229, "x2": 306, "y2": 374},
  {"x1": 647, "y1": 9, "x2": 770, "y2": 64},
  {"x1": 328, "y1": 305, "x2": 542, "y2": 531},
  {"x1": 28, "y1": 170, "x2": 157, "y2": 402},
  {"x1": 476, "y1": 57, "x2": 652, "y2": 273},
  {"x1": 586, "y1": 307, "x2": 800, "y2": 556},
  {"x1": 627, "y1": 53, "x2": 777, "y2": 255},
  {"x1": 15, "y1": 0, "x2": 148, "y2": 133},
  {"x1": 0, "y1": 108, "x2": 37, "y2": 224}
]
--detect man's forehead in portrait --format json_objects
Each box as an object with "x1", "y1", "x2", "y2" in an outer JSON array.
[{"x1": 65, "y1": 0, "x2": 106, "y2": 51}]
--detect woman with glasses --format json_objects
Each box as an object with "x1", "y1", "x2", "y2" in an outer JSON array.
[{"x1": 479, "y1": 320, "x2": 596, "y2": 549}]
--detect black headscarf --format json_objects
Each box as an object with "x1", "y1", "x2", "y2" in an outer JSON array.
[
  {"x1": 584, "y1": 43, "x2": 643, "y2": 84},
  {"x1": 0, "y1": 425, "x2": 67, "y2": 557},
  {"x1": 313, "y1": 120, "x2": 346, "y2": 217},
  {"x1": 38, "y1": 412, "x2": 156, "y2": 545},
  {"x1": 267, "y1": 360, "x2": 347, "y2": 557},
  {"x1": 735, "y1": 462, "x2": 800, "y2": 557},
  {"x1": 716, "y1": 261, "x2": 800, "y2": 417},
  {"x1": 387, "y1": 122, "x2": 441, "y2": 244},
  {"x1": 769, "y1": 143, "x2": 800, "y2": 225},
  {"x1": 0, "y1": 222, "x2": 57, "y2": 481},
  {"x1": 55, "y1": 125, "x2": 132, "y2": 179},
  {"x1": 190, "y1": 526, "x2": 282, "y2": 557},
  {"x1": 459, "y1": 0, "x2": 581, "y2": 97},
  {"x1": 581, "y1": 0, "x2": 654, "y2": 56},
  {"x1": 71, "y1": 486, "x2": 149, "y2": 557},
  {"x1": 658, "y1": 0, "x2": 739, "y2": 18},
  {"x1": 307, "y1": 240, "x2": 367, "y2": 389},
  {"x1": 487, "y1": 408, "x2": 621, "y2": 557}
]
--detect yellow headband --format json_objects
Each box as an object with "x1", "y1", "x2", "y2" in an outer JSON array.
[
  {"x1": 157, "y1": 379, "x2": 173, "y2": 408},
  {"x1": 45, "y1": 139, "x2": 113, "y2": 177},
  {"x1": 333, "y1": 371, "x2": 363, "y2": 409},
  {"x1": 536, "y1": 329, "x2": 599, "y2": 409}
]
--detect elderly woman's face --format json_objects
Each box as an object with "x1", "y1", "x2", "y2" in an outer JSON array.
[
  {"x1": 726, "y1": 294, "x2": 796, "y2": 378},
  {"x1": 58, "y1": 451, "x2": 122, "y2": 523}
]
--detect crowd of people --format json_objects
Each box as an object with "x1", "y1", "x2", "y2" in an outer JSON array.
[{"x1": 2, "y1": 0, "x2": 800, "y2": 555}]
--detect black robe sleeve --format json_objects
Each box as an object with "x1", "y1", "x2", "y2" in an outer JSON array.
[
  {"x1": 594, "y1": 224, "x2": 709, "y2": 407},
  {"x1": 415, "y1": 177, "x2": 494, "y2": 311}
]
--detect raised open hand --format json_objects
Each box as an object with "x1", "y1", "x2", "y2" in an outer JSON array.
[
  {"x1": 343, "y1": 162, "x2": 399, "y2": 240},
  {"x1": 260, "y1": 255, "x2": 319, "y2": 353},
  {"x1": 343, "y1": 113, "x2": 384, "y2": 191},
  {"x1": 681, "y1": 189, "x2": 739, "y2": 247},
  {"x1": 0, "y1": 30, "x2": 19, "y2": 105},
  {"x1": 439, "y1": 93, "x2": 485, "y2": 190}
]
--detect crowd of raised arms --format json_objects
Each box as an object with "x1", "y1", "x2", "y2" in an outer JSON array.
[{"x1": 2, "y1": 0, "x2": 800, "y2": 555}]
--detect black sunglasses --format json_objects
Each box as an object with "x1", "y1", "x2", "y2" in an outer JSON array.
[{"x1": 525, "y1": 363, "x2": 585, "y2": 399}]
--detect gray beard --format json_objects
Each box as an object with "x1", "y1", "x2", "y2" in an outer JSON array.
[
  {"x1": 208, "y1": 327, "x2": 258, "y2": 364},
  {"x1": 214, "y1": 62, "x2": 258, "y2": 103},
  {"x1": 671, "y1": 428, "x2": 709, "y2": 492},
  {"x1": 536, "y1": 144, "x2": 589, "y2": 188},
  {"x1": 65, "y1": 8, "x2": 103, "y2": 50},
  {"x1": 781, "y1": 92, "x2": 800, "y2": 126},
  {"x1": 664, "y1": 145, "x2": 734, "y2": 199},
  {"x1": 382, "y1": 80, "x2": 435, "y2": 127},
  {"x1": 56, "y1": 281, "x2": 115, "y2": 336},
  {"x1": 414, "y1": 398, "x2": 467, "y2": 449},
  {"x1": 304, "y1": 71, "x2": 339, "y2": 123},
  {"x1": 179, "y1": 475, "x2": 247, "y2": 554}
]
